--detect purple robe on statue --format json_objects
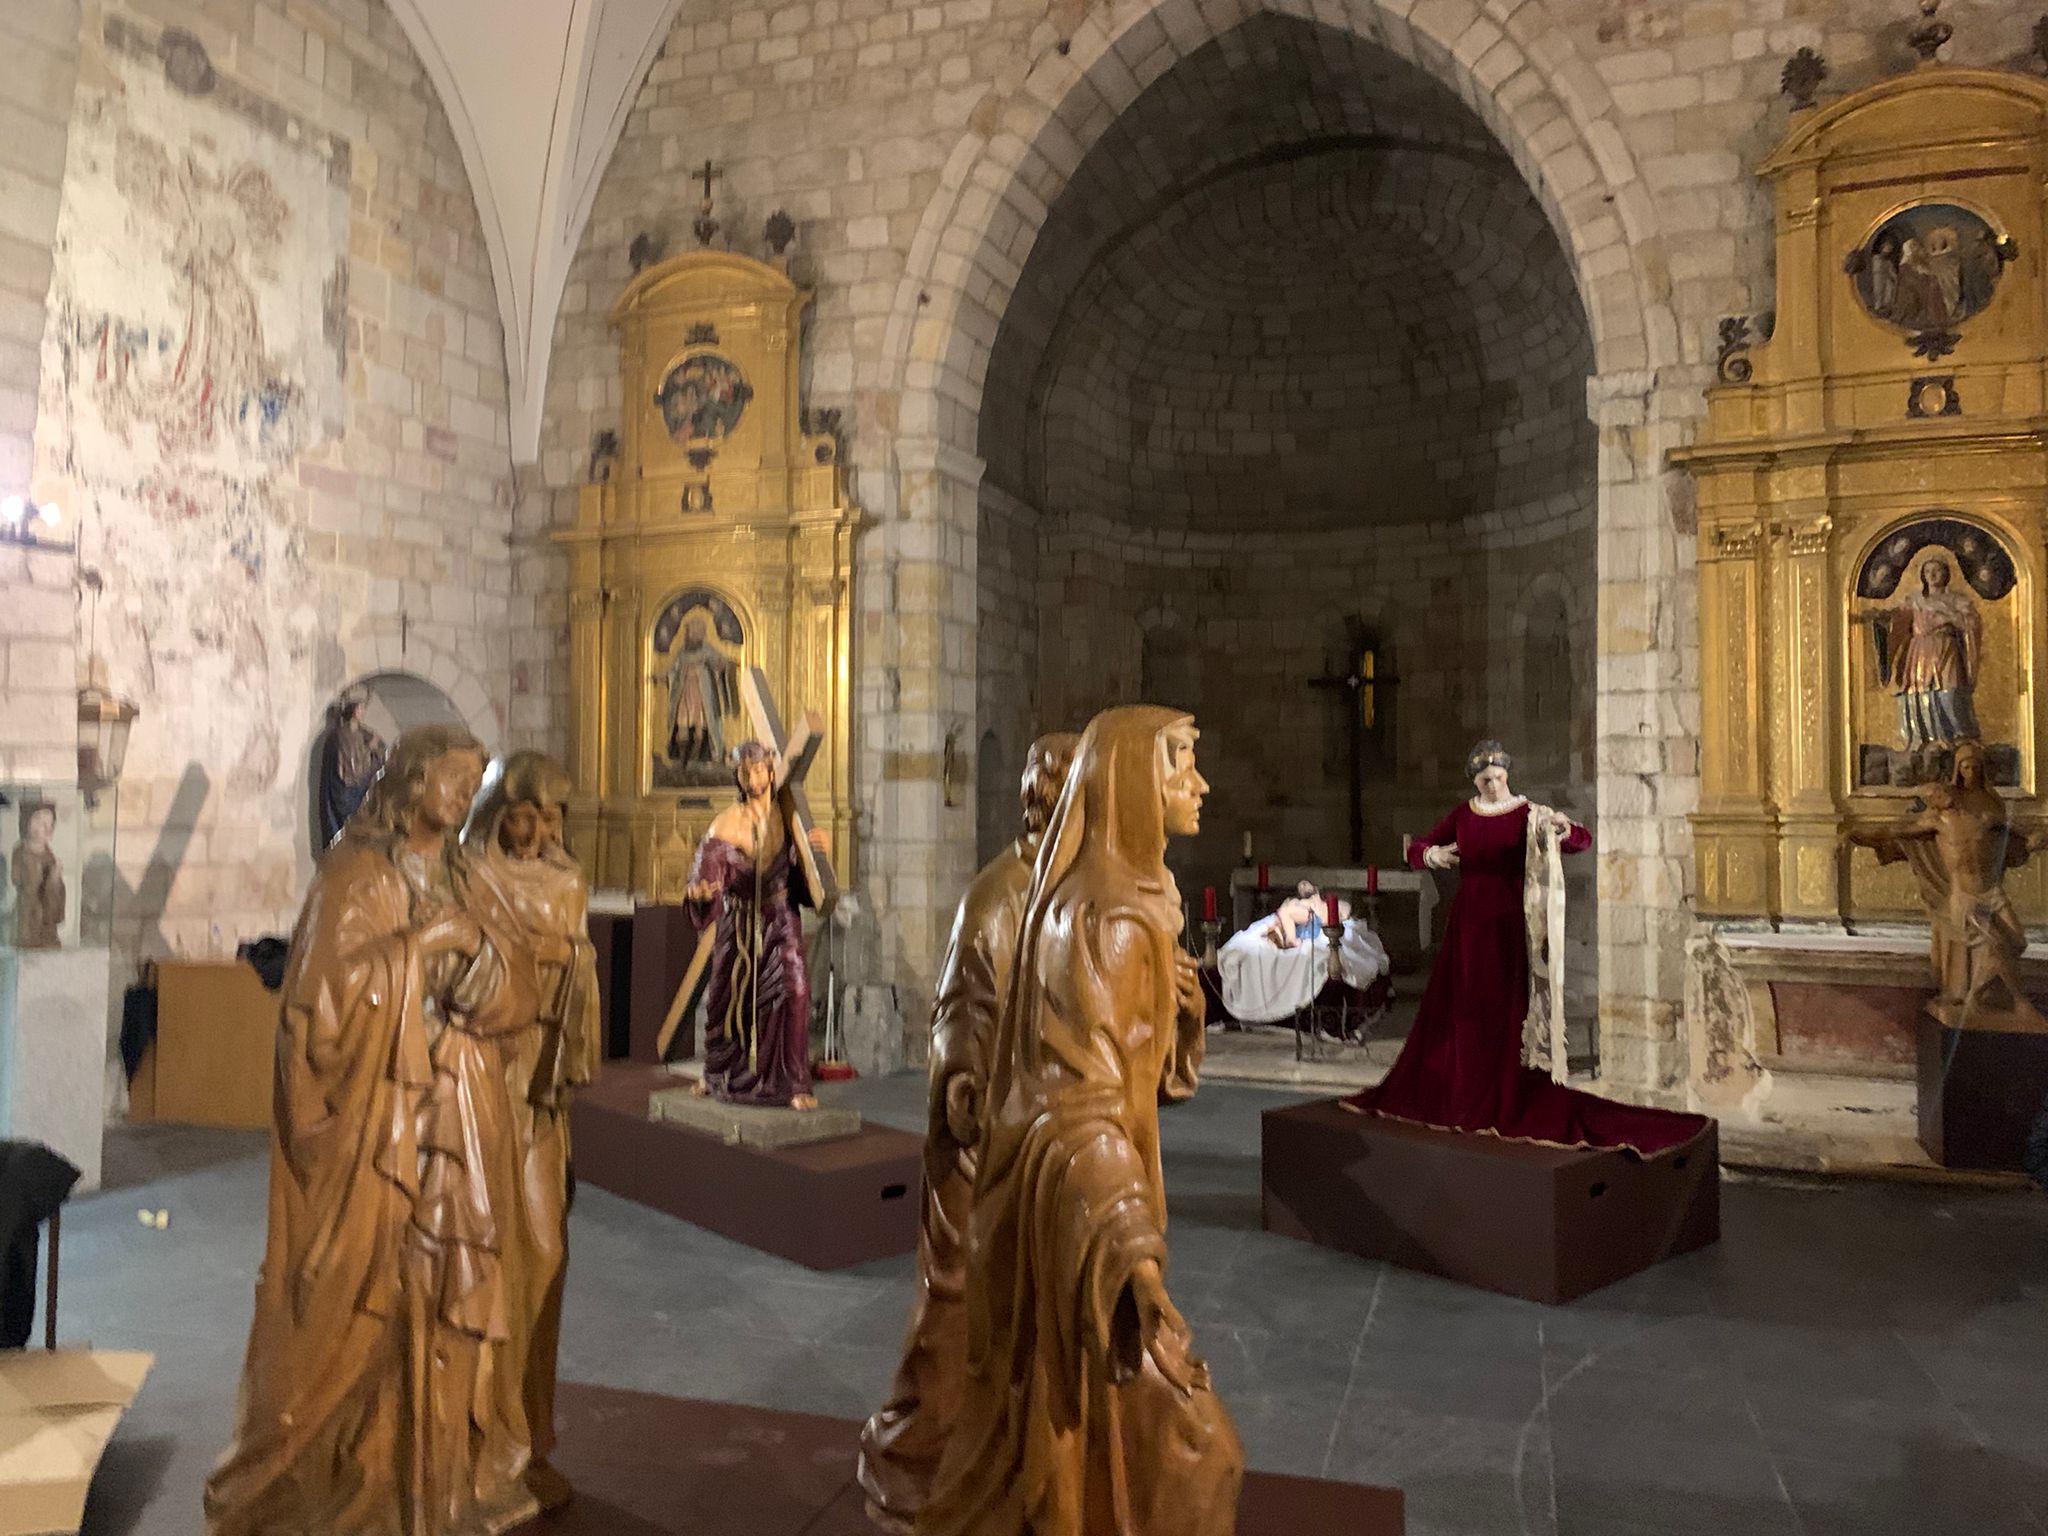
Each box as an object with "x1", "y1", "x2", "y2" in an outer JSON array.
[{"x1": 686, "y1": 834, "x2": 814, "y2": 1106}]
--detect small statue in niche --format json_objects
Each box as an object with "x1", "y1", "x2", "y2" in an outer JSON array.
[
  {"x1": 1849, "y1": 740, "x2": 2047, "y2": 1034},
  {"x1": 315, "y1": 688, "x2": 388, "y2": 851},
  {"x1": 660, "y1": 614, "x2": 741, "y2": 772},
  {"x1": 11, "y1": 797, "x2": 64, "y2": 949},
  {"x1": 1885, "y1": 554, "x2": 1981, "y2": 756}
]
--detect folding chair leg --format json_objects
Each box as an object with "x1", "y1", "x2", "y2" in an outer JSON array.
[{"x1": 44, "y1": 1207, "x2": 58, "y2": 1351}]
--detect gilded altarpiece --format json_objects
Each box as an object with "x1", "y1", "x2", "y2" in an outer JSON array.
[
  {"x1": 556, "y1": 251, "x2": 858, "y2": 896},
  {"x1": 1676, "y1": 68, "x2": 2048, "y2": 933}
]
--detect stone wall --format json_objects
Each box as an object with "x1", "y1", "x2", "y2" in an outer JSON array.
[
  {"x1": 0, "y1": 0, "x2": 82, "y2": 787},
  {"x1": 26, "y1": 0, "x2": 516, "y2": 1021},
  {"x1": 531, "y1": 0, "x2": 2039, "y2": 1089}
]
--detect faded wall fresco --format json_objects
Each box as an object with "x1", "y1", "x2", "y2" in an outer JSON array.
[{"x1": 36, "y1": 22, "x2": 349, "y2": 800}]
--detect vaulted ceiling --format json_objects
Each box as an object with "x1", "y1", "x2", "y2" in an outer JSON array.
[{"x1": 384, "y1": 0, "x2": 682, "y2": 463}]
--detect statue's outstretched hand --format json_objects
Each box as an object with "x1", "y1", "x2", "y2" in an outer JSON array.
[
  {"x1": 685, "y1": 879, "x2": 718, "y2": 904},
  {"x1": 807, "y1": 826, "x2": 830, "y2": 854}
]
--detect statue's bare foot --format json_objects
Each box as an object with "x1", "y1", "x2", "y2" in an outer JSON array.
[
  {"x1": 690, "y1": 1077, "x2": 711, "y2": 1098},
  {"x1": 791, "y1": 1093, "x2": 819, "y2": 1111}
]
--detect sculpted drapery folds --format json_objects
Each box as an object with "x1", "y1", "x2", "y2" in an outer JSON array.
[
  {"x1": 1887, "y1": 557, "x2": 1982, "y2": 752},
  {"x1": 915, "y1": 707, "x2": 1242, "y2": 1536},
  {"x1": 206, "y1": 726, "x2": 544, "y2": 1536},
  {"x1": 459, "y1": 751, "x2": 604, "y2": 1513},
  {"x1": 1851, "y1": 741, "x2": 2047, "y2": 1033},
  {"x1": 858, "y1": 731, "x2": 1082, "y2": 1532},
  {"x1": 685, "y1": 738, "x2": 830, "y2": 1109}
]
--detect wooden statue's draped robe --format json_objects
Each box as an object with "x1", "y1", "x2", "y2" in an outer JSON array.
[
  {"x1": 916, "y1": 706, "x2": 1240, "y2": 1536},
  {"x1": 205, "y1": 835, "x2": 542, "y2": 1536},
  {"x1": 457, "y1": 832, "x2": 605, "y2": 1491}
]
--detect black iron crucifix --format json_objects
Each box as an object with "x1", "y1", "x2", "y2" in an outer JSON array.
[
  {"x1": 693, "y1": 159, "x2": 722, "y2": 246},
  {"x1": 1307, "y1": 616, "x2": 1398, "y2": 863}
]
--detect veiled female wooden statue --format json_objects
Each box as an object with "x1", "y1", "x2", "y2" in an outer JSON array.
[
  {"x1": 207, "y1": 725, "x2": 543, "y2": 1536},
  {"x1": 460, "y1": 751, "x2": 605, "y2": 1511},
  {"x1": 916, "y1": 706, "x2": 1242, "y2": 1536}
]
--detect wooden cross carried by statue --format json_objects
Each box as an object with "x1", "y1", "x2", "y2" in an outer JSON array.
[{"x1": 655, "y1": 666, "x2": 837, "y2": 1058}]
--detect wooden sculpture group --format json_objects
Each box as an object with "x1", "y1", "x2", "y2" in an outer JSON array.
[{"x1": 204, "y1": 706, "x2": 1238, "y2": 1536}]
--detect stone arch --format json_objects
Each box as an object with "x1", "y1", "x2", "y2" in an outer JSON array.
[
  {"x1": 337, "y1": 628, "x2": 502, "y2": 750},
  {"x1": 302, "y1": 668, "x2": 476, "y2": 861},
  {"x1": 882, "y1": 0, "x2": 1672, "y2": 439},
  {"x1": 865, "y1": 0, "x2": 1691, "y2": 1097}
]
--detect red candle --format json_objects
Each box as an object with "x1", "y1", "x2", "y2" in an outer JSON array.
[
  {"x1": 1366, "y1": 865, "x2": 1379, "y2": 895},
  {"x1": 1257, "y1": 862, "x2": 1269, "y2": 891},
  {"x1": 1326, "y1": 894, "x2": 1340, "y2": 929},
  {"x1": 1203, "y1": 885, "x2": 1217, "y2": 922}
]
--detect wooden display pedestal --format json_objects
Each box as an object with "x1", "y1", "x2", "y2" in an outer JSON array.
[
  {"x1": 1917, "y1": 1017, "x2": 2048, "y2": 1170},
  {"x1": 1261, "y1": 1099, "x2": 1719, "y2": 1303},
  {"x1": 570, "y1": 1065, "x2": 917, "y2": 1269},
  {"x1": 514, "y1": 1383, "x2": 1405, "y2": 1535}
]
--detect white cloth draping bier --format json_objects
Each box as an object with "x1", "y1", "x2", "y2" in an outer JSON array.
[{"x1": 1217, "y1": 916, "x2": 1390, "y2": 1025}]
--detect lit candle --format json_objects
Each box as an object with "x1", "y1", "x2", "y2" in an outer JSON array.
[
  {"x1": 1203, "y1": 885, "x2": 1217, "y2": 922},
  {"x1": 1366, "y1": 865, "x2": 1379, "y2": 895}
]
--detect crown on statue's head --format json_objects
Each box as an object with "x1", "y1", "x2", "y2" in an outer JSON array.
[{"x1": 1465, "y1": 740, "x2": 1512, "y2": 781}]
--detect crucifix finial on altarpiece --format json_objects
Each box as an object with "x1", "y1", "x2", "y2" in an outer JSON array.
[{"x1": 693, "y1": 158, "x2": 723, "y2": 246}]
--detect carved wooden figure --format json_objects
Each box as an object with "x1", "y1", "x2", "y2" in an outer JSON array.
[
  {"x1": 914, "y1": 706, "x2": 1241, "y2": 1536},
  {"x1": 207, "y1": 725, "x2": 544, "y2": 1536},
  {"x1": 858, "y1": 732, "x2": 1080, "y2": 1532}
]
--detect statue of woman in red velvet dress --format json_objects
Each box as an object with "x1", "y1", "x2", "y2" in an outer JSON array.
[
  {"x1": 684, "y1": 740, "x2": 829, "y2": 1109},
  {"x1": 1342, "y1": 741, "x2": 1706, "y2": 1154}
]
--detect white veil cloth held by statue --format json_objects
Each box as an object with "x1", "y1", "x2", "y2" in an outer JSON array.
[{"x1": 1521, "y1": 803, "x2": 1569, "y2": 1083}]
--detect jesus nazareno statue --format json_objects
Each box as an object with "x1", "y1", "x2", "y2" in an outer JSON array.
[{"x1": 684, "y1": 739, "x2": 831, "y2": 1109}]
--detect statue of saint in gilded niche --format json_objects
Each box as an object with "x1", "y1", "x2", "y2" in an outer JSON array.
[
  {"x1": 649, "y1": 594, "x2": 746, "y2": 789},
  {"x1": 1886, "y1": 555, "x2": 1981, "y2": 754},
  {"x1": 1850, "y1": 741, "x2": 2047, "y2": 1035}
]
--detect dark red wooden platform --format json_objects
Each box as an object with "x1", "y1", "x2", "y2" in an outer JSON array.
[
  {"x1": 571, "y1": 1064, "x2": 920, "y2": 1269},
  {"x1": 514, "y1": 1383, "x2": 1404, "y2": 1535},
  {"x1": 1261, "y1": 1098, "x2": 1719, "y2": 1303},
  {"x1": 1918, "y1": 1016, "x2": 2048, "y2": 1170}
]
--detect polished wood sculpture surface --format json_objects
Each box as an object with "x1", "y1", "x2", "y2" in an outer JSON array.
[
  {"x1": 1850, "y1": 742, "x2": 2047, "y2": 1033},
  {"x1": 857, "y1": 731, "x2": 1080, "y2": 1531},
  {"x1": 914, "y1": 707, "x2": 1240, "y2": 1536},
  {"x1": 208, "y1": 733, "x2": 600, "y2": 1535},
  {"x1": 459, "y1": 751, "x2": 605, "y2": 1510}
]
